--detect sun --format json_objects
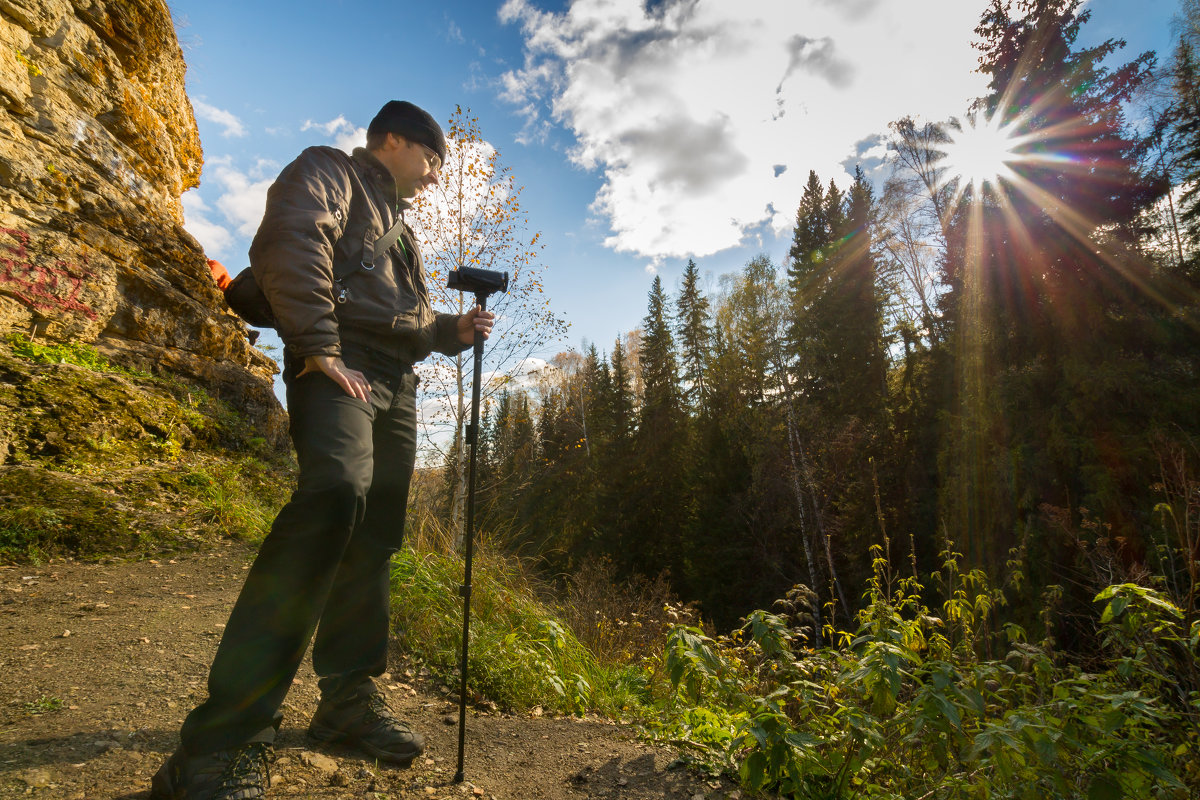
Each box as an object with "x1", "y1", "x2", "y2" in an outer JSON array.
[{"x1": 941, "y1": 112, "x2": 1026, "y2": 193}]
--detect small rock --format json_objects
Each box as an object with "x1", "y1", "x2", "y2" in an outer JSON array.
[
  {"x1": 59, "y1": 630, "x2": 71, "y2": 638},
  {"x1": 329, "y1": 771, "x2": 349, "y2": 787},
  {"x1": 299, "y1": 751, "x2": 338, "y2": 774},
  {"x1": 20, "y1": 769, "x2": 53, "y2": 788},
  {"x1": 617, "y1": 777, "x2": 628, "y2": 786},
  {"x1": 443, "y1": 715, "x2": 457, "y2": 725}
]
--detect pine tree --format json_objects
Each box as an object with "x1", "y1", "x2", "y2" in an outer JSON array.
[
  {"x1": 626, "y1": 276, "x2": 689, "y2": 583},
  {"x1": 938, "y1": 0, "x2": 1174, "y2": 593},
  {"x1": 675, "y1": 260, "x2": 712, "y2": 414},
  {"x1": 609, "y1": 338, "x2": 634, "y2": 446},
  {"x1": 1173, "y1": 39, "x2": 1200, "y2": 269},
  {"x1": 639, "y1": 276, "x2": 680, "y2": 424}
]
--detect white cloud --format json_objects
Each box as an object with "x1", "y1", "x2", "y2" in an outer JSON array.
[
  {"x1": 207, "y1": 164, "x2": 275, "y2": 238},
  {"x1": 181, "y1": 190, "x2": 235, "y2": 257},
  {"x1": 192, "y1": 100, "x2": 247, "y2": 138},
  {"x1": 499, "y1": 0, "x2": 992, "y2": 261},
  {"x1": 303, "y1": 116, "x2": 365, "y2": 154}
]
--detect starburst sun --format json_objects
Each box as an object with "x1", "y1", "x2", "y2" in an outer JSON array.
[{"x1": 942, "y1": 112, "x2": 1029, "y2": 197}]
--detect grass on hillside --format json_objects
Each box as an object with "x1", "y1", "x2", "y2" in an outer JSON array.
[
  {"x1": 0, "y1": 334, "x2": 292, "y2": 563},
  {"x1": 390, "y1": 528, "x2": 656, "y2": 717}
]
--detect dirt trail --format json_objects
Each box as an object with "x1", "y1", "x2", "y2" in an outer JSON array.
[{"x1": 0, "y1": 546, "x2": 742, "y2": 799}]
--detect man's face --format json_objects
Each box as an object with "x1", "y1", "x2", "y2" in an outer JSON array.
[{"x1": 379, "y1": 134, "x2": 440, "y2": 198}]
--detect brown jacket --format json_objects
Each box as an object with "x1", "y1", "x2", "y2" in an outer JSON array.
[{"x1": 249, "y1": 145, "x2": 465, "y2": 364}]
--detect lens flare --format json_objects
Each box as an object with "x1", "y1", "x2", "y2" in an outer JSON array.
[{"x1": 941, "y1": 113, "x2": 1026, "y2": 195}]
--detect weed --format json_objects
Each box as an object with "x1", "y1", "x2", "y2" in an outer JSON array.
[
  {"x1": 643, "y1": 545, "x2": 1199, "y2": 798},
  {"x1": 23, "y1": 696, "x2": 64, "y2": 716},
  {"x1": 5, "y1": 333, "x2": 147, "y2": 377}
]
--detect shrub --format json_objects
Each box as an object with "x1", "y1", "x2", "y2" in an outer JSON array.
[{"x1": 644, "y1": 547, "x2": 1198, "y2": 798}]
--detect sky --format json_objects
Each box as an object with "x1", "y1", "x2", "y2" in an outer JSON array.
[{"x1": 169, "y1": 0, "x2": 1181, "y2": 387}]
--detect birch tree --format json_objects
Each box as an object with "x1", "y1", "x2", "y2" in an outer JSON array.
[{"x1": 409, "y1": 106, "x2": 569, "y2": 540}]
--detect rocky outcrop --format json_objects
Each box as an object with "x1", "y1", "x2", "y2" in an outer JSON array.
[{"x1": 0, "y1": 0, "x2": 282, "y2": 443}]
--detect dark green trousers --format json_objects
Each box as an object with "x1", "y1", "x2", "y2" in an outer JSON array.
[{"x1": 180, "y1": 344, "x2": 418, "y2": 754}]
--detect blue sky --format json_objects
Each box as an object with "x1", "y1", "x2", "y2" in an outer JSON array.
[{"x1": 169, "y1": 0, "x2": 1181, "y2": 374}]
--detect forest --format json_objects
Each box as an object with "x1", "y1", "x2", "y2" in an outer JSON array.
[
  {"x1": 389, "y1": 0, "x2": 1200, "y2": 795},
  {"x1": 427, "y1": 0, "x2": 1200, "y2": 642}
]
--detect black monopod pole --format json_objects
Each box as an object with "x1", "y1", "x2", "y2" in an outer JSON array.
[{"x1": 454, "y1": 292, "x2": 487, "y2": 785}]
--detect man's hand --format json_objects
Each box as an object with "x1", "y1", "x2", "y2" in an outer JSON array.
[
  {"x1": 457, "y1": 305, "x2": 496, "y2": 346},
  {"x1": 297, "y1": 355, "x2": 371, "y2": 401}
]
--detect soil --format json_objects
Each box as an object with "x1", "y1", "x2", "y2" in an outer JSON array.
[{"x1": 0, "y1": 544, "x2": 746, "y2": 800}]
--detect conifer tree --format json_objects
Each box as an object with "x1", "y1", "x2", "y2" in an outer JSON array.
[
  {"x1": 609, "y1": 338, "x2": 634, "y2": 446},
  {"x1": 939, "y1": 0, "x2": 1170, "y2": 585},
  {"x1": 675, "y1": 260, "x2": 712, "y2": 414},
  {"x1": 1172, "y1": 40, "x2": 1200, "y2": 269},
  {"x1": 626, "y1": 276, "x2": 689, "y2": 582}
]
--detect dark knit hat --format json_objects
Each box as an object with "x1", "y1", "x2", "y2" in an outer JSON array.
[{"x1": 368, "y1": 101, "x2": 446, "y2": 162}]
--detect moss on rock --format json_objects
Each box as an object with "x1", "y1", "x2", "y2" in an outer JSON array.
[{"x1": 0, "y1": 335, "x2": 293, "y2": 563}]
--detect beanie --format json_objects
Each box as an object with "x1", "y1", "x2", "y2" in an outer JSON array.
[{"x1": 367, "y1": 101, "x2": 446, "y2": 163}]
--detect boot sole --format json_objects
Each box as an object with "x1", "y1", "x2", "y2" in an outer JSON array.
[
  {"x1": 307, "y1": 723, "x2": 422, "y2": 767},
  {"x1": 149, "y1": 758, "x2": 182, "y2": 800}
]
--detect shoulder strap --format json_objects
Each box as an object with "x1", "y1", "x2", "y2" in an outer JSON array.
[
  {"x1": 330, "y1": 214, "x2": 409, "y2": 296},
  {"x1": 373, "y1": 217, "x2": 407, "y2": 262}
]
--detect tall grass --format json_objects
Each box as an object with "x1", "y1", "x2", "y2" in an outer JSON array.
[{"x1": 389, "y1": 515, "x2": 649, "y2": 715}]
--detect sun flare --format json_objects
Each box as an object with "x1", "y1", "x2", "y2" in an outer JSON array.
[{"x1": 942, "y1": 113, "x2": 1025, "y2": 192}]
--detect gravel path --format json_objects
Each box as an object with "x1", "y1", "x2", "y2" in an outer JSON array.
[{"x1": 0, "y1": 546, "x2": 744, "y2": 799}]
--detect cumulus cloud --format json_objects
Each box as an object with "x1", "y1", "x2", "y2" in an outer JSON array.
[
  {"x1": 303, "y1": 116, "x2": 365, "y2": 153},
  {"x1": 498, "y1": 0, "x2": 991, "y2": 261},
  {"x1": 779, "y1": 35, "x2": 855, "y2": 90},
  {"x1": 192, "y1": 100, "x2": 247, "y2": 138},
  {"x1": 181, "y1": 190, "x2": 235, "y2": 257},
  {"x1": 204, "y1": 160, "x2": 276, "y2": 238}
]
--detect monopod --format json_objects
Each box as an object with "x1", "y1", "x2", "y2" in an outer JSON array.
[{"x1": 447, "y1": 266, "x2": 508, "y2": 784}]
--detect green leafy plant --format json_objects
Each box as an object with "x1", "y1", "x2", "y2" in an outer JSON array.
[
  {"x1": 22, "y1": 696, "x2": 64, "y2": 715},
  {"x1": 642, "y1": 544, "x2": 1197, "y2": 798},
  {"x1": 5, "y1": 333, "x2": 149, "y2": 377}
]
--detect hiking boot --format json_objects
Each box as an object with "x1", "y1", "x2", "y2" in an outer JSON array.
[
  {"x1": 308, "y1": 689, "x2": 424, "y2": 766},
  {"x1": 150, "y1": 743, "x2": 272, "y2": 800}
]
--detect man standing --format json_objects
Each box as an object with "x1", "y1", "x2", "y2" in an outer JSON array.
[{"x1": 153, "y1": 101, "x2": 493, "y2": 800}]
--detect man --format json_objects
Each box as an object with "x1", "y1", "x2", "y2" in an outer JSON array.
[{"x1": 153, "y1": 101, "x2": 493, "y2": 800}]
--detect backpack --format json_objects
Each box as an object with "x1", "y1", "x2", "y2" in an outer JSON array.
[{"x1": 221, "y1": 215, "x2": 410, "y2": 329}]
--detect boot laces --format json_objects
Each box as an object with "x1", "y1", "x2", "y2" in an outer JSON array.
[
  {"x1": 213, "y1": 742, "x2": 271, "y2": 795},
  {"x1": 366, "y1": 692, "x2": 399, "y2": 724}
]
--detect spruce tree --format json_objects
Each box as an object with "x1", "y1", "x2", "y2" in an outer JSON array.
[
  {"x1": 675, "y1": 260, "x2": 712, "y2": 414},
  {"x1": 938, "y1": 0, "x2": 1175, "y2": 601},
  {"x1": 1173, "y1": 39, "x2": 1200, "y2": 270},
  {"x1": 627, "y1": 276, "x2": 689, "y2": 583}
]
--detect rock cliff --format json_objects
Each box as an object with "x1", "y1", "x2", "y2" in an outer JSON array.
[{"x1": 0, "y1": 0, "x2": 281, "y2": 443}]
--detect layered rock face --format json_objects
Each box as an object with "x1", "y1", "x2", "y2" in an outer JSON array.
[{"x1": 0, "y1": 0, "x2": 281, "y2": 435}]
